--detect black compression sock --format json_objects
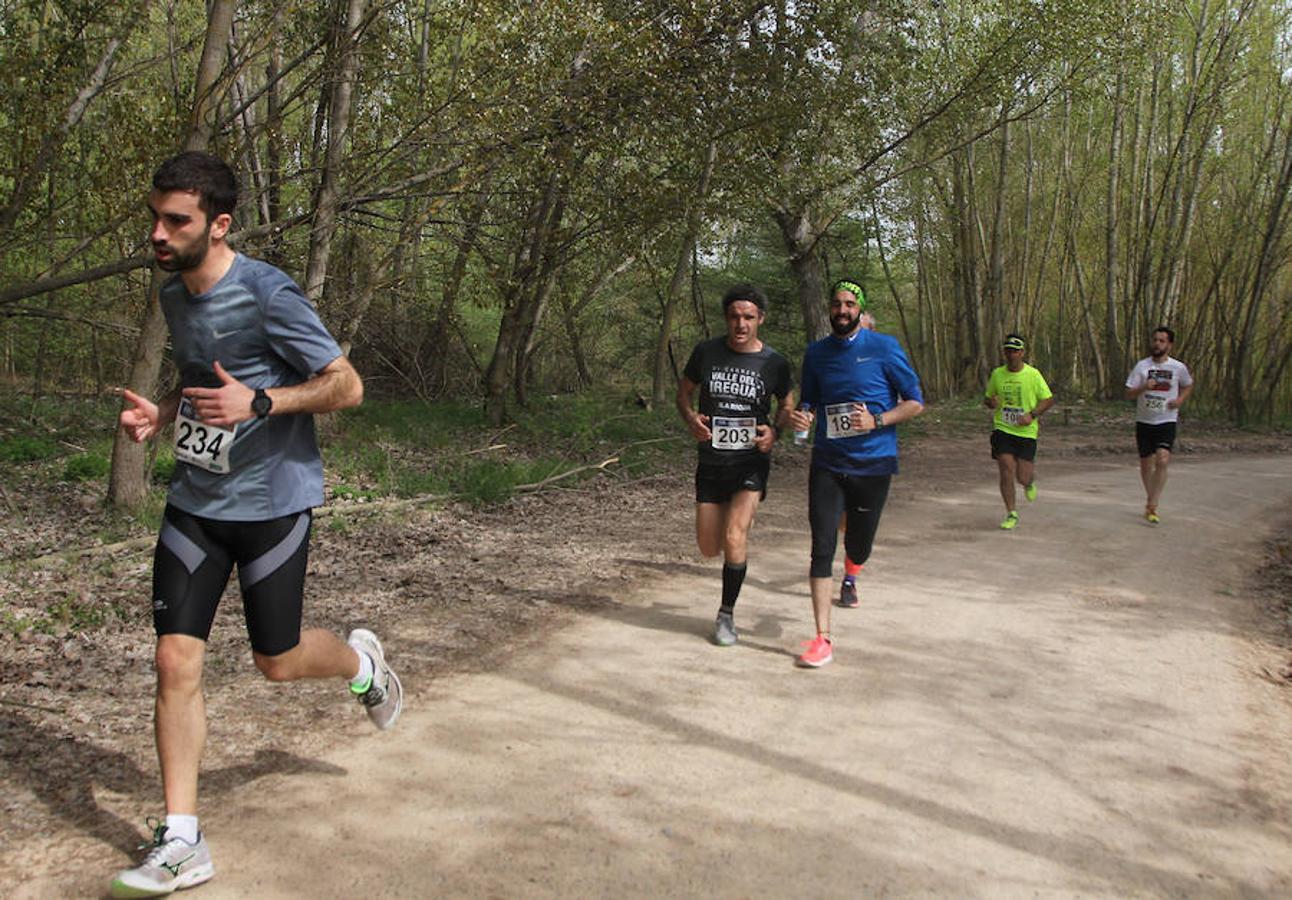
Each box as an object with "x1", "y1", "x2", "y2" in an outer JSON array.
[{"x1": 720, "y1": 562, "x2": 748, "y2": 614}]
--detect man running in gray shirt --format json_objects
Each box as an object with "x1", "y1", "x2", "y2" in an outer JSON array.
[{"x1": 113, "y1": 152, "x2": 402, "y2": 898}]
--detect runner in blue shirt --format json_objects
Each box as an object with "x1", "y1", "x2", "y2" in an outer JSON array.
[{"x1": 788, "y1": 280, "x2": 924, "y2": 667}]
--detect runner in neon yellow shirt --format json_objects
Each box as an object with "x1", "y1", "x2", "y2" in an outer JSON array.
[{"x1": 983, "y1": 334, "x2": 1055, "y2": 530}]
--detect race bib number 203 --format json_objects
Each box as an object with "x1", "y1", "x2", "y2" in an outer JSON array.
[
  {"x1": 711, "y1": 416, "x2": 756, "y2": 451},
  {"x1": 174, "y1": 399, "x2": 234, "y2": 474}
]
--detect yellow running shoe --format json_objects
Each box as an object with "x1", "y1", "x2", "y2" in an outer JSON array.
[
  {"x1": 1024, "y1": 482, "x2": 1037, "y2": 502},
  {"x1": 1000, "y1": 511, "x2": 1020, "y2": 530},
  {"x1": 1145, "y1": 507, "x2": 1160, "y2": 525}
]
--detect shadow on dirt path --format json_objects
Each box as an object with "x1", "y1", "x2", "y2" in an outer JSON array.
[{"x1": 15, "y1": 453, "x2": 1289, "y2": 898}]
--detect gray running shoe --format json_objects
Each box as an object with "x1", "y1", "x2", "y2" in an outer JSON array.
[
  {"x1": 713, "y1": 611, "x2": 737, "y2": 646},
  {"x1": 110, "y1": 819, "x2": 214, "y2": 898},
  {"x1": 836, "y1": 579, "x2": 859, "y2": 608},
  {"x1": 348, "y1": 628, "x2": 403, "y2": 731}
]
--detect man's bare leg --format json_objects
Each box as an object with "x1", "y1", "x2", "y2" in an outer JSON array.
[
  {"x1": 252, "y1": 629, "x2": 360, "y2": 683},
  {"x1": 154, "y1": 634, "x2": 207, "y2": 816}
]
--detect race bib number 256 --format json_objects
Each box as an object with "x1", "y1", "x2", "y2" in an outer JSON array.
[{"x1": 174, "y1": 399, "x2": 234, "y2": 474}]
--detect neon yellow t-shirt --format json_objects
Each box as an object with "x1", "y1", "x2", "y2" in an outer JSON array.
[{"x1": 985, "y1": 363, "x2": 1052, "y2": 439}]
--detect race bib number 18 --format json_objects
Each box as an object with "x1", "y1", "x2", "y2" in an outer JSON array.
[
  {"x1": 825, "y1": 402, "x2": 865, "y2": 440},
  {"x1": 174, "y1": 399, "x2": 234, "y2": 474},
  {"x1": 711, "y1": 416, "x2": 756, "y2": 451}
]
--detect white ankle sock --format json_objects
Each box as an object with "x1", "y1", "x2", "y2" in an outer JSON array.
[
  {"x1": 165, "y1": 814, "x2": 199, "y2": 844},
  {"x1": 349, "y1": 647, "x2": 374, "y2": 689}
]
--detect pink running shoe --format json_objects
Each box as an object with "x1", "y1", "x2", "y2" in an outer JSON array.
[{"x1": 796, "y1": 635, "x2": 833, "y2": 668}]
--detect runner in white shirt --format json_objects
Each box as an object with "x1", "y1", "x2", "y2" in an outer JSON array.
[{"x1": 1125, "y1": 327, "x2": 1194, "y2": 524}]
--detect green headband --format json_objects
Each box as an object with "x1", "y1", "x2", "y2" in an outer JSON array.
[
  {"x1": 832, "y1": 280, "x2": 866, "y2": 308},
  {"x1": 1003, "y1": 337, "x2": 1025, "y2": 351}
]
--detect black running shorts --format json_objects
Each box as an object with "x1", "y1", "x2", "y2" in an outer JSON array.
[
  {"x1": 151, "y1": 505, "x2": 311, "y2": 655},
  {"x1": 695, "y1": 458, "x2": 770, "y2": 504},
  {"x1": 1136, "y1": 421, "x2": 1177, "y2": 457},
  {"x1": 990, "y1": 429, "x2": 1038, "y2": 462}
]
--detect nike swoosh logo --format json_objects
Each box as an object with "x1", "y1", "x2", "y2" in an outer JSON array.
[{"x1": 212, "y1": 328, "x2": 239, "y2": 339}]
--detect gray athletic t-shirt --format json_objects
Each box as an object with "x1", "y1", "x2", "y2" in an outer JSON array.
[{"x1": 161, "y1": 253, "x2": 343, "y2": 521}]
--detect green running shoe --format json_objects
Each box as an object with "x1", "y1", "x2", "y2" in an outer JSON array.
[
  {"x1": 1024, "y1": 482, "x2": 1037, "y2": 502},
  {"x1": 1000, "y1": 511, "x2": 1020, "y2": 530}
]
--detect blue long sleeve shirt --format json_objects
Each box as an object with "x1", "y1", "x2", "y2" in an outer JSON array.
[{"x1": 800, "y1": 328, "x2": 924, "y2": 476}]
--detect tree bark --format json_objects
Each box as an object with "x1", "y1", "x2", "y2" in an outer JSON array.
[
  {"x1": 775, "y1": 206, "x2": 831, "y2": 341},
  {"x1": 1104, "y1": 68, "x2": 1124, "y2": 395},
  {"x1": 303, "y1": 0, "x2": 368, "y2": 304},
  {"x1": 108, "y1": 0, "x2": 237, "y2": 509},
  {"x1": 652, "y1": 140, "x2": 717, "y2": 405}
]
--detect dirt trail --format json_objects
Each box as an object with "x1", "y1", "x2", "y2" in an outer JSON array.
[{"x1": 16, "y1": 454, "x2": 1292, "y2": 897}]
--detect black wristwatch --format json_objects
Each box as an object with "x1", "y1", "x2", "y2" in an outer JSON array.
[
  {"x1": 251, "y1": 388, "x2": 272, "y2": 419},
  {"x1": 872, "y1": 411, "x2": 885, "y2": 430}
]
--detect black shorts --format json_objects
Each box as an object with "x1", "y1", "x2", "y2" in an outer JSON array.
[
  {"x1": 991, "y1": 429, "x2": 1038, "y2": 462},
  {"x1": 1136, "y1": 421, "x2": 1177, "y2": 457},
  {"x1": 152, "y1": 505, "x2": 312, "y2": 656},
  {"x1": 695, "y1": 458, "x2": 770, "y2": 504}
]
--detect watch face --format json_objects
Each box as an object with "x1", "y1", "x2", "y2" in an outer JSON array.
[{"x1": 252, "y1": 391, "x2": 271, "y2": 417}]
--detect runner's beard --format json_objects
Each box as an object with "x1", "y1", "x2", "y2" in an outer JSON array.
[
  {"x1": 831, "y1": 311, "x2": 860, "y2": 336},
  {"x1": 154, "y1": 226, "x2": 212, "y2": 272}
]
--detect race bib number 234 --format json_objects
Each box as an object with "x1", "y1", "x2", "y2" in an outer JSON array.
[{"x1": 174, "y1": 399, "x2": 234, "y2": 474}]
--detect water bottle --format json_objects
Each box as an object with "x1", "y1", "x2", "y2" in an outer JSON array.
[{"x1": 793, "y1": 403, "x2": 811, "y2": 446}]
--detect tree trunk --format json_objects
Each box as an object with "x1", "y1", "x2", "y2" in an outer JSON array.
[
  {"x1": 303, "y1": 0, "x2": 367, "y2": 304},
  {"x1": 775, "y1": 207, "x2": 830, "y2": 341},
  {"x1": 484, "y1": 172, "x2": 563, "y2": 425},
  {"x1": 1104, "y1": 68, "x2": 1124, "y2": 395},
  {"x1": 108, "y1": 0, "x2": 236, "y2": 509},
  {"x1": 652, "y1": 140, "x2": 717, "y2": 405}
]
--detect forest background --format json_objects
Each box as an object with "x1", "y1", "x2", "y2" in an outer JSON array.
[{"x1": 2, "y1": 0, "x2": 1291, "y2": 509}]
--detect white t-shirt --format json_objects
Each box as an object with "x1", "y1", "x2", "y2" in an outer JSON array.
[{"x1": 1126, "y1": 356, "x2": 1192, "y2": 424}]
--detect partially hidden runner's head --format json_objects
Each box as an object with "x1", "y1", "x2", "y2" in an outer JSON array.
[
  {"x1": 722, "y1": 282, "x2": 767, "y2": 312},
  {"x1": 829, "y1": 279, "x2": 866, "y2": 337},
  {"x1": 721, "y1": 283, "x2": 766, "y2": 350},
  {"x1": 153, "y1": 152, "x2": 238, "y2": 221},
  {"x1": 1003, "y1": 333, "x2": 1026, "y2": 368},
  {"x1": 1150, "y1": 326, "x2": 1174, "y2": 360}
]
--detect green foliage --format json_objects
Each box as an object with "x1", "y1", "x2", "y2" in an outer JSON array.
[
  {"x1": 152, "y1": 451, "x2": 176, "y2": 485},
  {"x1": 323, "y1": 393, "x2": 684, "y2": 507},
  {"x1": 0, "y1": 435, "x2": 60, "y2": 463},
  {"x1": 62, "y1": 452, "x2": 110, "y2": 481},
  {"x1": 5, "y1": 0, "x2": 1289, "y2": 430}
]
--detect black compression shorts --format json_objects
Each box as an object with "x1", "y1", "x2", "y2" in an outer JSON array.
[{"x1": 151, "y1": 505, "x2": 312, "y2": 656}]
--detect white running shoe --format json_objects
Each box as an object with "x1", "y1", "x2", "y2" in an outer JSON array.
[
  {"x1": 348, "y1": 628, "x2": 403, "y2": 730},
  {"x1": 110, "y1": 819, "x2": 214, "y2": 897}
]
